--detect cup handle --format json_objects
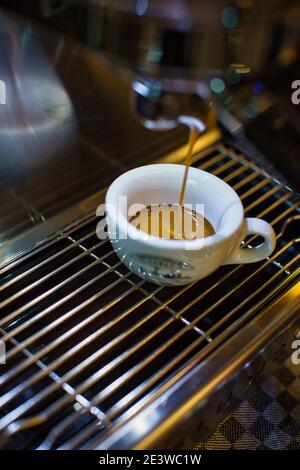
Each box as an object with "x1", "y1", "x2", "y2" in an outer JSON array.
[{"x1": 223, "y1": 218, "x2": 276, "y2": 265}]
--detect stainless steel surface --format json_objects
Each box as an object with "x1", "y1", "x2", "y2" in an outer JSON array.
[{"x1": 0, "y1": 142, "x2": 299, "y2": 449}]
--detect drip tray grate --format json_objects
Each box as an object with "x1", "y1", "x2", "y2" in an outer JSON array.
[{"x1": 0, "y1": 143, "x2": 299, "y2": 449}]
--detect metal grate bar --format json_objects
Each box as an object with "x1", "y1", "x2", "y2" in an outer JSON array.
[
  {"x1": 71, "y1": 237, "x2": 205, "y2": 337},
  {"x1": 240, "y1": 179, "x2": 274, "y2": 200},
  {"x1": 0, "y1": 245, "x2": 120, "y2": 343},
  {"x1": 59, "y1": 419, "x2": 105, "y2": 451},
  {"x1": 44, "y1": 243, "x2": 300, "y2": 447},
  {"x1": 189, "y1": 144, "x2": 229, "y2": 167},
  {"x1": 38, "y1": 413, "x2": 106, "y2": 451},
  {"x1": 254, "y1": 193, "x2": 295, "y2": 219},
  {"x1": 0, "y1": 278, "x2": 162, "y2": 404},
  {"x1": 0, "y1": 237, "x2": 109, "y2": 313},
  {"x1": 209, "y1": 157, "x2": 241, "y2": 176},
  {"x1": 276, "y1": 214, "x2": 300, "y2": 239},
  {"x1": 0, "y1": 329, "x2": 108, "y2": 437},
  {"x1": 157, "y1": 209, "x2": 300, "y2": 334},
  {"x1": 101, "y1": 252, "x2": 299, "y2": 429},
  {"x1": 1, "y1": 228, "x2": 297, "y2": 432},
  {"x1": 3, "y1": 261, "x2": 128, "y2": 358},
  {"x1": 169, "y1": 239, "x2": 298, "y2": 322},
  {"x1": 198, "y1": 150, "x2": 238, "y2": 171},
  {"x1": 223, "y1": 165, "x2": 259, "y2": 185},
  {"x1": 0, "y1": 278, "x2": 144, "y2": 390},
  {"x1": 105, "y1": 275, "x2": 296, "y2": 427},
  {"x1": 271, "y1": 202, "x2": 299, "y2": 227},
  {"x1": 0, "y1": 143, "x2": 299, "y2": 450},
  {"x1": 0, "y1": 212, "x2": 97, "y2": 275},
  {"x1": 0, "y1": 272, "x2": 150, "y2": 387},
  {"x1": 0, "y1": 180, "x2": 296, "y2": 390},
  {"x1": 0, "y1": 288, "x2": 170, "y2": 430},
  {"x1": 36, "y1": 314, "x2": 177, "y2": 429},
  {"x1": 106, "y1": 257, "x2": 209, "y2": 339},
  {"x1": 0, "y1": 226, "x2": 98, "y2": 292},
  {"x1": 86, "y1": 275, "x2": 299, "y2": 450}
]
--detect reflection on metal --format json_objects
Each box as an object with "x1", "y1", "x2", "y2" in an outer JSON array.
[
  {"x1": 0, "y1": 9, "x2": 188, "y2": 257},
  {"x1": 0, "y1": 12, "x2": 77, "y2": 183}
]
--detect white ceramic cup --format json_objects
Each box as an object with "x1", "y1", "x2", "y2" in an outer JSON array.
[{"x1": 105, "y1": 164, "x2": 276, "y2": 286}]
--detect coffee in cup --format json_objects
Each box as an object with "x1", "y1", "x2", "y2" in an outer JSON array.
[{"x1": 129, "y1": 204, "x2": 215, "y2": 240}]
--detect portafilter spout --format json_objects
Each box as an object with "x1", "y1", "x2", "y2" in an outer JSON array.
[{"x1": 131, "y1": 77, "x2": 211, "y2": 130}]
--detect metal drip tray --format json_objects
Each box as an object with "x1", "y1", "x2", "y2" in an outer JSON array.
[{"x1": 0, "y1": 143, "x2": 299, "y2": 450}]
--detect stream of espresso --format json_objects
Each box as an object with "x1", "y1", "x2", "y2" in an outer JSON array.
[
  {"x1": 179, "y1": 126, "x2": 200, "y2": 206},
  {"x1": 129, "y1": 125, "x2": 215, "y2": 239}
]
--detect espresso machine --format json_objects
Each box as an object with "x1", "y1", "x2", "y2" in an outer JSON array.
[
  {"x1": 2, "y1": 0, "x2": 300, "y2": 186},
  {"x1": 4, "y1": 0, "x2": 300, "y2": 129},
  {"x1": 44, "y1": 0, "x2": 300, "y2": 129},
  {"x1": 0, "y1": 0, "x2": 299, "y2": 451}
]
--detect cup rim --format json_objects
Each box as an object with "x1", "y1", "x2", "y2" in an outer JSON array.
[{"x1": 105, "y1": 164, "x2": 244, "y2": 250}]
